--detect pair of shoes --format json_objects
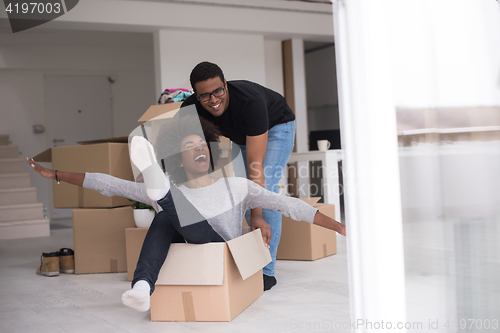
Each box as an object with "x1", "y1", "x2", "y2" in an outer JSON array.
[
  {"x1": 36, "y1": 248, "x2": 75, "y2": 277},
  {"x1": 263, "y1": 274, "x2": 277, "y2": 291}
]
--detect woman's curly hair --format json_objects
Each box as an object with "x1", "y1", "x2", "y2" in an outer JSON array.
[{"x1": 155, "y1": 114, "x2": 221, "y2": 184}]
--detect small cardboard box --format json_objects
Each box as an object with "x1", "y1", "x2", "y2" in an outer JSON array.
[
  {"x1": 73, "y1": 206, "x2": 136, "y2": 274},
  {"x1": 137, "y1": 102, "x2": 183, "y2": 122},
  {"x1": 277, "y1": 197, "x2": 337, "y2": 261},
  {"x1": 150, "y1": 229, "x2": 271, "y2": 322},
  {"x1": 33, "y1": 137, "x2": 134, "y2": 208},
  {"x1": 125, "y1": 227, "x2": 148, "y2": 281}
]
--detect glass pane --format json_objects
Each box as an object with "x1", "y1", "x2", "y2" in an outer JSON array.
[{"x1": 398, "y1": 107, "x2": 500, "y2": 332}]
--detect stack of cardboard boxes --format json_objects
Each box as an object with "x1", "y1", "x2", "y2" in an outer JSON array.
[
  {"x1": 33, "y1": 137, "x2": 136, "y2": 274},
  {"x1": 31, "y1": 102, "x2": 186, "y2": 274}
]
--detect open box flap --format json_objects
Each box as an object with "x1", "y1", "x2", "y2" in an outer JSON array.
[
  {"x1": 299, "y1": 197, "x2": 321, "y2": 206},
  {"x1": 32, "y1": 148, "x2": 52, "y2": 163},
  {"x1": 226, "y1": 229, "x2": 272, "y2": 281},
  {"x1": 138, "y1": 102, "x2": 183, "y2": 122},
  {"x1": 32, "y1": 136, "x2": 129, "y2": 162},
  {"x1": 156, "y1": 242, "x2": 225, "y2": 286},
  {"x1": 77, "y1": 136, "x2": 129, "y2": 145}
]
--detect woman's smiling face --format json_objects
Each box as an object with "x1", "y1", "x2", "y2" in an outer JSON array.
[{"x1": 180, "y1": 134, "x2": 211, "y2": 178}]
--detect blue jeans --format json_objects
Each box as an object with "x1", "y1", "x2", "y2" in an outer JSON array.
[
  {"x1": 236, "y1": 121, "x2": 295, "y2": 276},
  {"x1": 132, "y1": 187, "x2": 225, "y2": 293}
]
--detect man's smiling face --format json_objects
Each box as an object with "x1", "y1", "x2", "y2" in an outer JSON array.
[{"x1": 194, "y1": 77, "x2": 229, "y2": 117}]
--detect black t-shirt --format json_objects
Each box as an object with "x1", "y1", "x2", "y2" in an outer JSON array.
[{"x1": 181, "y1": 80, "x2": 295, "y2": 145}]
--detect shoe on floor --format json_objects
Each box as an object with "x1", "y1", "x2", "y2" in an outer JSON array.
[
  {"x1": 58, "y1": 248, "x2": 75, "y2": 274},
  {"x1": 263, "y1": 274, "x2": 277, "y2": 291},
  {"x1": 36, "y1": 252, "x2": 60, "y2": 277}
]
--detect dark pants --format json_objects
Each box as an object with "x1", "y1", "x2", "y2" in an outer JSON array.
[{"x1": 132, "y1": 189, "x2": 225, "y2": 294}]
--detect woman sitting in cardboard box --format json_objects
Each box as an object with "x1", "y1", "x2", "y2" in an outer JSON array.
[{"x1": 27, "y1": 113, "x2": 346, "y2": 313}]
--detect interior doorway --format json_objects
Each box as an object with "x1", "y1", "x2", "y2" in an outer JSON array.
[{"x1": 45, "y1": 75, "x2": 113, "y2": 220}]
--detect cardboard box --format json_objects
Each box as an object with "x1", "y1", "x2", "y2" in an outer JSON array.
[
  {"x1": 137, "y1": 102, "x2": 183, "y2": 122},
  {"x1": 124, "y1": 224, "x2": 256, "y2": 281},
  {"x1": 73, "y1": 206, "x2": 136, "y2": 274},
  {"x1": 125, "y1": 227, "x2": 148, "y2": 281},
  {"x1": 277, "y1": 197, "x2": 337, "y2": 261},
  {"x1": 33, "y1": 137, "x2": 134, "y2": 208},
  {"x1": 150, "y1": 229, "x2": 271, "y2": 322}
]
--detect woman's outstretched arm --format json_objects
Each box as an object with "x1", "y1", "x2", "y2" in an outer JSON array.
[
  {"x1": 26, "y1": 158, "x2": 85, "y2": 186},
  {"x1": 245, "y1": 179, "x2": 346, "y2": 236},
  {"x1": 313, "y1": 211, "x2": 346, "y2": 236},
  {"x1": 26, "y1": 158, "x2": 159, "y2": 211}
]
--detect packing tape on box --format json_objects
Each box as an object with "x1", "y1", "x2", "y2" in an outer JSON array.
[
  {"x1": 182, "y1": 292, "x2": 196, "y2": 322},
  {"x1": 110, "y1": 259, "x2": 118, "y2": 273},
  {"x1": 323, "y1": 243, "x2": 328, "y2": 257}
]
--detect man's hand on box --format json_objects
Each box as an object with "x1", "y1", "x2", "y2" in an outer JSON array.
[{"x1": 250, "y1": 216, "x2": 271, "y2": 249}]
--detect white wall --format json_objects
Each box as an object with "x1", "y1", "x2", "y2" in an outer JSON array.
[
  {"x1": 154, "y1": 30, "x2": 267, "y2": 92},
  {"x1": 264, "y1": 40, "x2": 284, "y2": 96},
  {"x1": 0, "y1": 30, "x2": 156, "y2": 218},
  {"x1": 305, "y1": 45, "x2": 340, "y2": 131}
]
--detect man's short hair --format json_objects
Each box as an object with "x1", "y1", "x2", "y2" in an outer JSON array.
[{"x1": 190, "y1": 61, "x2": 225, "y2": 92}]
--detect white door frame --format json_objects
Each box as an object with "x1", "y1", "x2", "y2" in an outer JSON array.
[{"x1": 332, "y1": 0, "x2": 407, "y2": 331}]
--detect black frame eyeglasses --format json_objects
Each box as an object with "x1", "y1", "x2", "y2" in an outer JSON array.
[{"x1": 197, "y1": 84, "x2": 226, "y2": 103}]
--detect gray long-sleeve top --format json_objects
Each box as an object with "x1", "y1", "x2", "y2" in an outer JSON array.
[{"x1": 83, "y1": 173, "x2": 318, "y2": 241}]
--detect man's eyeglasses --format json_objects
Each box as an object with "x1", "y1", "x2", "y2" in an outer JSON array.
[{"x1": 197, "y1": 84, "x2": 226, "y2": 103}]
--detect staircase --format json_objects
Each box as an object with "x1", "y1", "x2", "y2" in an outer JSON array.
[{"x1": 0, "y1": 135, "x2": 50, "y2": 239}]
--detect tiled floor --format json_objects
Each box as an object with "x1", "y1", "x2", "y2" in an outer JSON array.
[{"x1": 0, "y1": 223, "x2": 350, "y2": 333}]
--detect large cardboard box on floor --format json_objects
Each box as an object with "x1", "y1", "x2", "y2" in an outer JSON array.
[
  {"x1": 150, "y1": 229, "x2": 271, "y2": 322},
  {"x1": 33, "y1": 137, "x2": 134, "y2": 208},
  {"x1": 277, "y1": 197, "x2": 337, "y2": 261},
  {"x1": 125, "y1": 227, "x2": 148, "y2": 281},
  {"x1": 73, "y1": 206, "x2": 136, "y2": 274}
]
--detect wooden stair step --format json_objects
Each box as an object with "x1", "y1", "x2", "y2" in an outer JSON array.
[
  {"x1": 0, "y1": 173, "x2": 31, "y2": 189},
  {"x1": 0, "y1": 188, "x2": 38, "y2": 205},
  {"x1": 0, "y1": 219, "x2": 50, "y2": 240},
  {"x1": 0, "y1": 203, "x2": 44, "y2": 222},
  {"x1": 0, "y1": 145, "x2": 19, "y2": 159},
  {"x1": 0, "y1": 158, "x2": 25, "y2": 174}
]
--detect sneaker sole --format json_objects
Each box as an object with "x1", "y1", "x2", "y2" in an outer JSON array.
[
  {"x1": 36, "y1": 270, "x2": 59, "y2": 277},
  {"x1": 59, "y1": 269, "x2": 75, "y2": 274}
]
